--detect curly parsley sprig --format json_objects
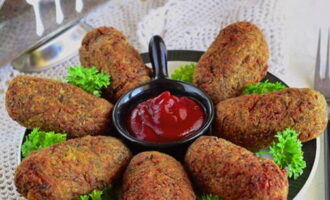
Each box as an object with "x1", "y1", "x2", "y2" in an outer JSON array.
[
  {"x1": 79, "y1": 189, "x2": 103, "y2": 200},
  {"x1": 243, "y1": 80, "x2": 287, "y2": 95},
  {"x1": 78, "y1": 185, "x2": 117, "y2": 200},
  {"x1": 21, "y1": 128, "x2": 67, "y2": 158},
  {"x1": 67, "y1": 66, "x2": 110, "y2": 97},
  {"x1": 258, "y1": 128, "x2": 306, "y2": 179},
  {"x1": 269, "y1": 128, "x2": 306, "y2": 179},
  {"x1": 171, "y1": 63, "x2": 196, "y2": 83},
  {"x1": 198, "y1": 194, "x2": 222, "y2": 200}
]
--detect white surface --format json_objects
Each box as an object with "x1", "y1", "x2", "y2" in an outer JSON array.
[{"x1": 284, "y1": 0, "x2": 329, "y2": 199}]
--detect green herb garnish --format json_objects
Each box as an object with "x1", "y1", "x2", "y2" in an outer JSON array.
[
  {"x1": 21, "y1": 128, "x2": 67, "y2": 158},
  {"x1": 269, "y1": 128, "x2": 306, "y2": 179},
  {"x1": 78, "y1": 185, "x2": 117, "y2": 200},
  {"x1": 79, "y1": 190, "x2": 103, "y2": 200},
  {"x1": 171, "y1": 63, "x2": 196, "y2": 83},
  {"x1": 66, "y1": 66, "x2": 110, "y2": 97},
  {"x1": 79, "y1": 195, "x2": 90, "y2": 200},
  {"x1": 243, "y1": 80, "x2": 287, "y2": 95},
  {"x1": 198, "y1": 194, "x2": 222, "y2": 200}
]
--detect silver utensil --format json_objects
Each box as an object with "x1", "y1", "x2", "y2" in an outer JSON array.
[
  {"x1": 26, "y1": 0, "x2": 44, "y2": 36},
  {"x1": 314, "y1": 29, "x2": 330, "y2": 200},
  {"x1": 8, "y1": 0, "x2": 107, "y2": 72},
  {"x1": 11, "y1": 22, "x2": 93, "y2": 72},
  {"x1": 76, "y1": 0, "x2": 84, "y2": 12},
  {"x1": 55, "y1": 0, "x2": 64, "y2": 24},
  {"x1": 26, "y1": 0, "x2": 85, "y2": 36}
]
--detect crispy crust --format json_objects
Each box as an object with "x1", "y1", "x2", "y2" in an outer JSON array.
[
  {"x1": 193, "y1": 21, "x2": 269, "y2": 104},
  {"x1": 79, "y1": 26, "x2": 151, "y2": 102},
  {"x1": 215, "y1": 88, "x2": 328, "y2": 150},
  {"x1": 185, "y1": 136, "x2": 288, "y2": 200},
  {"x1": 15, "y1": 136, "x2": 132, "y2": 200},
  {"x1": 122, "y1": 151, "x2": 196, "y2": 200},
  {"x1": 5, "y1": 75, "x2": 113, "y2": 138}
]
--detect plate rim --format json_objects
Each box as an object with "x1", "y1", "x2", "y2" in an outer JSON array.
[{"x1": 294, "y1": 137, "x2": 320, "y2": 199}]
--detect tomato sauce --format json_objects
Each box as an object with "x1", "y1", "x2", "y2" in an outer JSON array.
[{"x1": 128, "y1": 91, "x2": 205, "y2": 142}]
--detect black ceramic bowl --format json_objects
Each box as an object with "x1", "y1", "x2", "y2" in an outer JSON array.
[{"x1": 112, "y1": 36, "x2": 214, "y2": 157}]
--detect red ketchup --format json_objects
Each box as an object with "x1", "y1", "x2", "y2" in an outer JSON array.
[{"x1": 128, "y1": 91, "x2": 205, "y2": 142}]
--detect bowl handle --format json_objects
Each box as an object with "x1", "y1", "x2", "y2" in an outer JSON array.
[{"x1": 148, "y1": 35, "x2": 168, "y2": 79}]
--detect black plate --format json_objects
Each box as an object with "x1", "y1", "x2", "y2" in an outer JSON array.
[{"x1": 22, "y1": 50, "x2": 316, "y2": 200}]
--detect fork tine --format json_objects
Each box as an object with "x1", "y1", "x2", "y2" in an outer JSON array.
[
  {"x1": 327, "y1": 29, "x2": 330, "y2": 79},
  {"x1": 315, "y1": 29, "x2": 322, "y2": 84}
]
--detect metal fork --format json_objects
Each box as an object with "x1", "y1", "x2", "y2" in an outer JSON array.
[
  {"x1": 314, "y1": 30, "x2": 330, "y2": 200},
  {"x1": 26, "y1": 0, "x2": 84, "y2": 36},
  {"x1": 26, "y1": 0, "x2": 44, "y2": 36}
]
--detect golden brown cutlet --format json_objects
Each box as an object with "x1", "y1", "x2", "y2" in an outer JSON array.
[
  {"x1": 193, "y1": 21, "x2": 269, "y2": 104},
  {"x1": 215, "y1": 88, "x2": 328, "y2": 150},
  {"x1": 79, "y1": 26, "x2": 151, "y2": 103},
  {"x1": 15, "y1": 136, "x2": 132, "y2": 200},
  {"x1": 122, "y1": 151, "x2": 196, "y2": 200},
  {"x1": 185, "y1": 136, "x2": 288, "y2": 200},
  {"x1": 5, "y1": 75, "x2": 113, "y2": 138}
]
